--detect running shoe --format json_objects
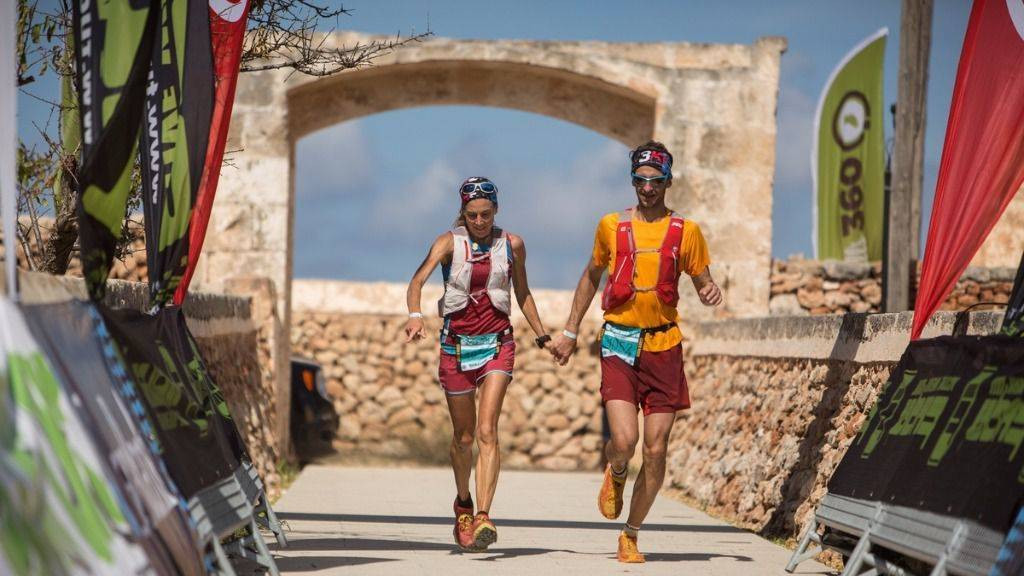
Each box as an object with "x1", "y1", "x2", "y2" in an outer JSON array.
[
  {"x1": 453, "y1": 497, "x2": 478, "y2": 551},
  {"x1": 472, "y1": 512, "x2": 497, "y2": 550},
  {"x1": 617, "y1": 531, "x2": 645, "y2": 563},
  {"x1": 598, "y1": 464, "x2": 626, "y2": 520}
]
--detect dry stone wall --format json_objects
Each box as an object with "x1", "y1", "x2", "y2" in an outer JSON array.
[
  {"x1": 676, "y1": 311, "x2": 1002, "y2": 540},
  {"x1": 670, "y1": 355, "x2": 892, "y2": 537},
  {"x1": 769, "y1": 258, "x2": 1017, "y2": 316},
  {"x1": 292, "y1": 311, "x2": 608, "y2": 470}
]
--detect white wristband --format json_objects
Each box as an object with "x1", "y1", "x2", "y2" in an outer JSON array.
[
  {"x1": 562, "y1": 329, "x2": 578, "y2": 340},
  {"x1": 409, "y1": 312, "x2": 424, "y2": 319}
]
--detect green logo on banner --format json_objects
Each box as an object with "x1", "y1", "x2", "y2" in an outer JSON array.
[{"x1": 814, "y1": 29, "x2": 887, "y2": 262}]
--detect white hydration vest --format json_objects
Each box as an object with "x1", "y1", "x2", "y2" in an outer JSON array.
[{"x1": 438, "y1": 227, "x2": 512, "y2": 317}]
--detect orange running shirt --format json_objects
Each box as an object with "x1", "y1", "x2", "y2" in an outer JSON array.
[{"x1": 591, "y1": 211, "x2": 711, "y2": 351}]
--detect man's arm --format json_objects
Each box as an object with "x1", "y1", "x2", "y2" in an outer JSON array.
[
  {"x1": 690, "y1": 266, "x2": 723, "y2": 307},
  {"x1": 551, "y1": 260, "x2": 604, "y2": 365}
]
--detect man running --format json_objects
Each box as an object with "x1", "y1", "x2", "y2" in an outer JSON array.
[{"x1": 551, "y1": 141, "x2": 722, "y2": 563}]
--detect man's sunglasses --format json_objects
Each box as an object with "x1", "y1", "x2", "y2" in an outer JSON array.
[{"x1": 631, "y1": 173, "x2": 670, "y2": 186}]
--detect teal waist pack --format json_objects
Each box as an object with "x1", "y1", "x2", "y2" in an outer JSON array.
[
  {"x1": 455, "y1": 333, "x2": 500, "y2": 371},
  {"x1": 600, "y1": 323, "x2": 643, "y2": 366}
]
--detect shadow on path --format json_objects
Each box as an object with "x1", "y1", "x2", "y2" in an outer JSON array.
[
  {"x1": 278, "y1": 537, "x2": 577, "y2": 558},
  {"x1": 273, "y1": 555, "x2": 397, "y2": 571},
  {"x1": 277, "y1": 512, "x2": 745, "y2": 534},
  {"x1": 644, "y1": 552, "x2": 753, "y2": 563},
  {"x1": 274, "y1": 536, "x2": 760, "y2": 565}
]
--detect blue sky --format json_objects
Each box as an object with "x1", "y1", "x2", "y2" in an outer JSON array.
[{"x1": 17, "y1": 0, "x2": 973, "y2": 289}]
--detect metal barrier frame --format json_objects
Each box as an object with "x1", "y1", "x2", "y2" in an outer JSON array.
[
  {"x1": 189, "y1": 473, "x2": 281, "y2": 576},
  {"x1": 786, "y1": 493, "x2": 1004, "y2": 576}
]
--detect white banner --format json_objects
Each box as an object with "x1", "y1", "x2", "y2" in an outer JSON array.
[{"x1": 1, "y1": 0, "x2": 17, "y2": 298}]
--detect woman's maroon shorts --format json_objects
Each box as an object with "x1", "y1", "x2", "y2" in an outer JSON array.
[{"x1": 438, "y1": 340, "x2": 516, "y2": 395}]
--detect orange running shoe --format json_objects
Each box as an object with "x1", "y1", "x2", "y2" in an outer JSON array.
[
  {"x1": 598, "y1": 464, "x2": 626, "y2": 520},
  {"x1": 617, "y1": 531, "x2": 645, "y2": 563},
  {"x1": 453, "y1": 497, "x2": 478, "y2": 551},
  {"x1": 472, "y1": 512, "x2": 498, "y2": 550}
]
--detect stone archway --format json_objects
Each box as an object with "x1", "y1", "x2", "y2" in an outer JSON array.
[{"x1": 194, "y1": 33, "x2": 787, "y2": 330}]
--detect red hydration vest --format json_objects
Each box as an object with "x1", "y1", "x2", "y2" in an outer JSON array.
[{"x1": 601, "y1": 209, "x2": 686, "y2": 311}]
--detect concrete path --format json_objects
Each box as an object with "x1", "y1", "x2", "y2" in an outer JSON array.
[{"x1": 266, "y1": 465, "x2": 834, "y2": 576}]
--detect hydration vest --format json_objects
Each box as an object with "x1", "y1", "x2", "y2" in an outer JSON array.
[
  {"x1": 438, "y1": 227, "x2": 512, "y2": 317},
  {"x1": 601, "y1": 209, "x2": 686, "y2": 311}
]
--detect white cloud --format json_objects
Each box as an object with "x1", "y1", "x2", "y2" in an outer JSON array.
[
  {"x1": 294, "y1": 121, "x2": 374, "y2": 199},
  {"x1": 368, "y1": 155, "x2": 460, "y2": 235}
]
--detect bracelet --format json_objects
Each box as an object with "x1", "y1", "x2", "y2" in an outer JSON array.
[
  {"x1": 562, "y1": 329, "x2": 578, "y2": 340},
  {"x1": 534, "y1": 334, "x2": 552, "y2": 349},
  {"x1": 409, "y1": 312, "x2": 424, "y2": 319}
]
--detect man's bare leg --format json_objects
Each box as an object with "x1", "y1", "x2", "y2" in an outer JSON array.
[
  {"x1": 446, "y1": 391, "x2": 477, "y2": 502},
  {"x1": 604, "y1": 400, "x2": 640, "y2": 474},
  {"x1": 625, "y1": 411, "x2": 676, "y2": 527},
  {"x1": 474, "y1": 372, "x2": 510, "y2": 513}
]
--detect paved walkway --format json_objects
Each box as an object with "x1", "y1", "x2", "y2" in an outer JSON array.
[{"x1": 265, "y1": 465, "x2": 833, "y2": 575}]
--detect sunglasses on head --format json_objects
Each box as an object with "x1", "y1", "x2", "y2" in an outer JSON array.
[
  {"x1": 461, "y1": 181, "x2": 496, "y2": 195},
  {"x1": 631, "y1": 172, "x2": 670, "y2": 186}
]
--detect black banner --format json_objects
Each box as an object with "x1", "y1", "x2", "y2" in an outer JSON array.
[
  {"x1": 98, "y1": 304, "x2": 241, "y2": 497},
  {"x1": 72, "y1": 0, "x2": 160, "y2": 300},
  {"x1": 21, "y1": 301, "x2": 205, "y2": 576},
  {"x1": 140, "y1": 0, "x2": 214, "y2": 306},
  {"x1": 830, "y1": 335, "x2": 1024, "y2": 531},
  {"x1": 1004, "y1": 251, "x2": 1024, "y2": 337}
]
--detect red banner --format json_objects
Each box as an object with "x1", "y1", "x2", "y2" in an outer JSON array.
[
  {"x1": 174, "y1": 0, "x2": 251, "y2": 304},
  {"x1": 912, "y1": 0, "x2": 1024, "y2": 340}
]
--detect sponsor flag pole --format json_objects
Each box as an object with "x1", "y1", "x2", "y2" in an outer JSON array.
[{"x1": 1, "y1": 0, "x2": 16, "y2": 298}]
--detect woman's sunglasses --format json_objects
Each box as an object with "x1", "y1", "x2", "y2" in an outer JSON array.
[{"x1": 461, "y1": 182, "x2": 496, "y2": 195}]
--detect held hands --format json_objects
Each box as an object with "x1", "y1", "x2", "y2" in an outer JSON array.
[
  {"x1": 550, "y1": 333, "x2": 577, "y2": 366},
  {"x1": 405, "y1": 317, "x2": 426, "y2": 342},
  {"x1": 698, "y1": 281, "x2": 723, "y2": 307}
]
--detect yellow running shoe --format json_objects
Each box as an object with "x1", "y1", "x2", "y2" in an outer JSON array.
[
  {"x1": 598, "y1": 464, "x2": 626, "y2": 520},
  {"x1": 617, "y1": 531, "x2": 645, "y2": 563},
  {"x1": 472, "y1": 512, "x2": 498, "y2": 550}
]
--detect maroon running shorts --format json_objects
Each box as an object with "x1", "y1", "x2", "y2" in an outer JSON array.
[
  {"x1": 438, "y1": 340, "x2": 516, "y2": 395},
  {"x1": 600, "y1": 343, "x2": 690, "y2": 415}
]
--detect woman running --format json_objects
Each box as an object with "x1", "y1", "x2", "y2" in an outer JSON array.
[{"x1": 405, "y1": 176, "x2": 554, "y2": 552}]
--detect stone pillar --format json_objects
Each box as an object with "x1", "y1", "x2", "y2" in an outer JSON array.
[
  {"x1": 193, "y1": 69, "x2": 294, "y2": 329},
  {"x1": 659, "y1": 36, "x2": 785, "y2": 323}
]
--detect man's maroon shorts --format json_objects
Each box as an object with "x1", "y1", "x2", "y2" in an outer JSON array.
[
  {"x1": 600, "y1": 343, "x2": 691, "y2": 415},
  {"x1": 438, "y1": 340, "x2": 516, "y2": 395}
]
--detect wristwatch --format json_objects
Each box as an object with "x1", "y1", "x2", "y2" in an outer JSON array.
[{"x1": 534, "y1": 334, "x2": 552, "y2": 349}]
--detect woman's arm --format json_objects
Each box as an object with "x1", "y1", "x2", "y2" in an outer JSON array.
[
  {"x1": 509, "y1": 234, "x2": 548, "y2": 340},
  {"x1": 405, "y1": 232, "x2": 453, "y2": 341}
]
